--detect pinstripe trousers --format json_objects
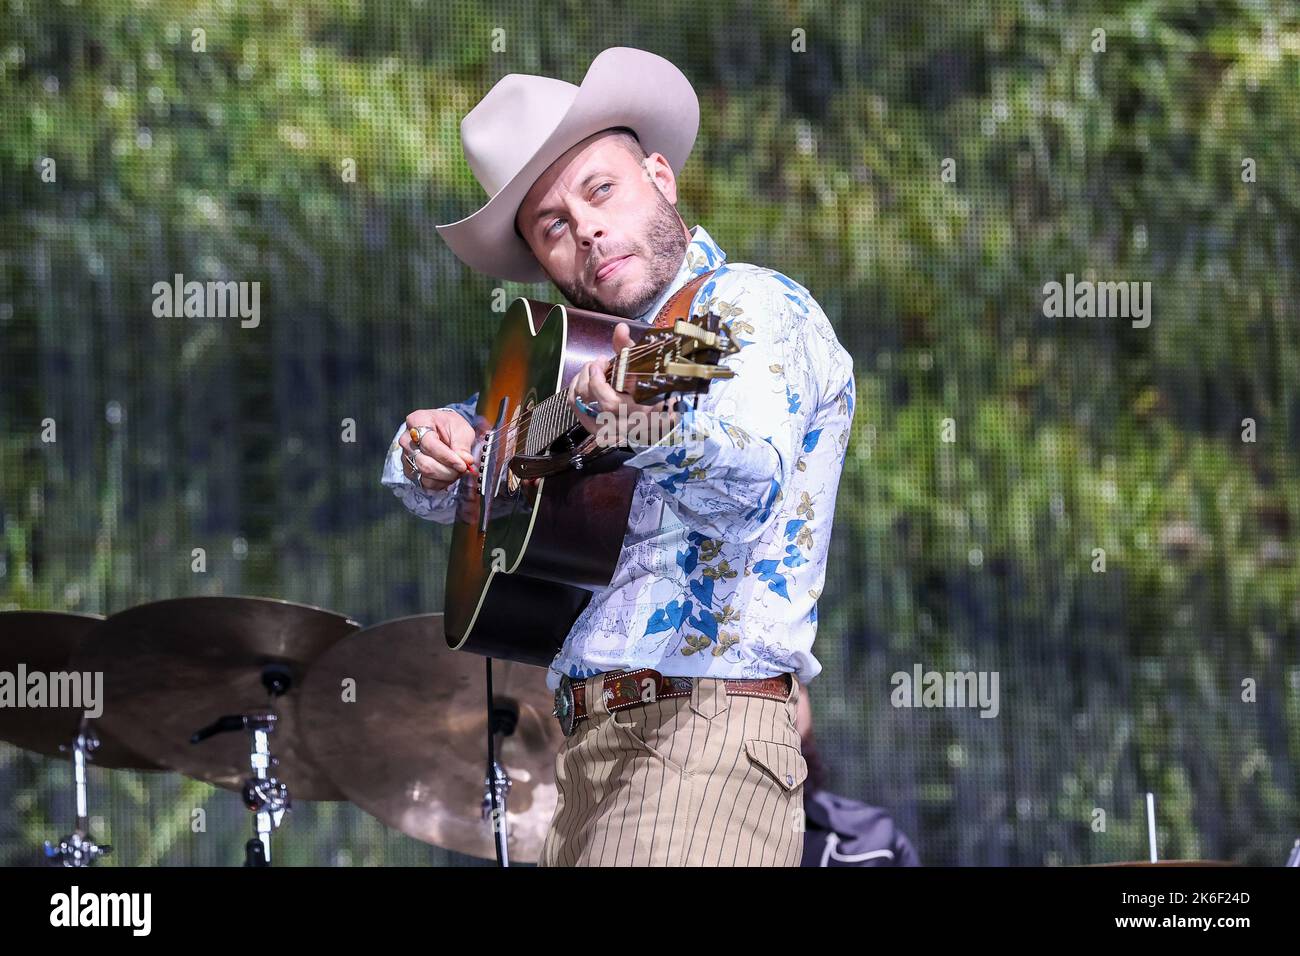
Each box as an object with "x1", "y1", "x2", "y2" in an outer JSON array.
[{"x1": 539, "y1": 671, "x2": 808, "y2": 866}]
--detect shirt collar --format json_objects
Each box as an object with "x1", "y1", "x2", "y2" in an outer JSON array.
[{"x1": 632, "y1": 224, "x2": 727, "y2": 324}]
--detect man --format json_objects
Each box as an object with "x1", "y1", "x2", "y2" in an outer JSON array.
[
  {"x1": 380, "y1": 47, "x2": 855, "y2": 866},
  {"x1": 796, "y1": 687, "x2": 921, "y2": 867}
]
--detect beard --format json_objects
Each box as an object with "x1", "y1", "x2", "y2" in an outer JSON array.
[{"x1": 550, "y1": 190, "x2": 690, "y2": 319}]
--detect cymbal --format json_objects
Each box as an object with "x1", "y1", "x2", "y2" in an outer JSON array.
[
  {"x1": 69, "y1": 596, "x2": 360, "y2": 800},
  {"x1": 299, "y1": 613, "x2": 561, "y2": 863},
  {"x1": 0, "y1": 611, "x2": 160, "y2": 770}
]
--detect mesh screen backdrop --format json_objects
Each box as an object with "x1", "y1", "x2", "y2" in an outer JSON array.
[{"x1": 1, "y1": 1, "x2": 1298, "y2": 866}]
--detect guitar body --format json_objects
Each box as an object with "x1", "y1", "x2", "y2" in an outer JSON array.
[
  {"x1": 443, "y1": 287, "x2": 738, "y2": 667},
  {"x1": 444, "y1": 298, "x2": 644, "y2": 666}
]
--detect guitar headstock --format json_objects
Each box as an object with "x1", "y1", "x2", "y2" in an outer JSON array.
[{"x1": 613, "y1": 311, "x2": 742, "y2": 404}]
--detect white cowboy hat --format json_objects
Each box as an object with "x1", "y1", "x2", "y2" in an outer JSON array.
[{"x1": 435, "y1": 47, "x2": 700, "y2": 284}]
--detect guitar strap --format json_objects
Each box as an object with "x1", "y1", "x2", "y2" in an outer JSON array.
[
  {"x1": 640, "y1": 269, "x2": 719, "y2": 423},
  {"x1": 651, "y1": 269, "x2": 717, "y2": 329}
]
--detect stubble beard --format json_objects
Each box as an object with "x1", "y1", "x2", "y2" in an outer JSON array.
[{"x1": 552, "y1": 191, "x2": 690, "y2": 319}]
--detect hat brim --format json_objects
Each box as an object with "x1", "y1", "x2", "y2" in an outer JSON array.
[{"x1": 435, "y1": 47, "x2": 700, "y2": 284}]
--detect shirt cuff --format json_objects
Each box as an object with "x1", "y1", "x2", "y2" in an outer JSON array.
[{"x1": 624, "y1": 406, "x2": 697, "y2": 469}]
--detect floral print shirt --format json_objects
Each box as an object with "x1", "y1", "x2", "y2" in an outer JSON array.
[{"x1": 381, "y1": 225, "x2": 855, "y2": 691}]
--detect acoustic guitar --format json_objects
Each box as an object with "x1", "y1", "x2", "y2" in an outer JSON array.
[{"x1": 443, "y1": 276, "x2": 740, "y2": 666}]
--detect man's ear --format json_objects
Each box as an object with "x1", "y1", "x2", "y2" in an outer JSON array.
[
  {"x1": 639, "y1": 157, "x2": 657, "y2": 188},
  {"x1": 642, "y1": 153, "x2": 679, "y2": 205}
]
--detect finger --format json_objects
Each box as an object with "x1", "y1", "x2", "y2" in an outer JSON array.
[
  {"x1": 577, "y1": 375, "x2": 597, "y2": 423},
  {"x1": 404, "y1": 410, "x2": 437, "y2": 432},
  {"x1": 419, "y1": 436, "x2": 468, "y2": 474},
  {"x1": 435, "y1": 414, "x2": 475, "y2": 458},
  {"x1": 413, "y1": 450, "x2": 465, "y2": 485},
  {"x1": 401, "y1": 420, "x2": 425, "y2": 451},
  {"x1": 589, "y1": 371, "x2": 622, "y2": 407},
  {"x1": 569, "y1": 367, "x2": 596, "y2": 429},
  {"x1": 572, "y1": 363, "x2": 593, "y2": 404},
  {"x1": 611, "y1": 322, "x2": 634, "y2": 353},
  {"x1": 583, "y1": 359, "x2": 608, "y2": 400}
]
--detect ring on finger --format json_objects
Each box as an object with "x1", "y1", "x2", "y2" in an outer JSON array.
[{"x1": 410, "y1": 425, "x2": 434, "y2": 450}]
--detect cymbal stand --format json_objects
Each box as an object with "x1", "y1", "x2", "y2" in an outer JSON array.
[
  {"x1": 191, "y1": 665, "x2": 292, "y2": 866},
  {"x1": 482, "y1": 658, "x2": 519, "y2": 867},
  {"x1": 43, "y1": 721, "x2": 112, "y2": 866}
]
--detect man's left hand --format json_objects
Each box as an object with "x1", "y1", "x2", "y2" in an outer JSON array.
[{"x1": 568, "y1": 322, "x2": 679, "y2": 449}]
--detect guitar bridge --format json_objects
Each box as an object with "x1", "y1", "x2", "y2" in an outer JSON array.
[{"x1": 478, "y1": 396, "x2": 509, "y2": 533}]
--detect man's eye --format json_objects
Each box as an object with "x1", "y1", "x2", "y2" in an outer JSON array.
[
  {"x1": 546, "y1": 218, "x2": 565, "y2": 236},
  {"x1": 595, "y1": 183, "x2": 613, "y2": 196}
]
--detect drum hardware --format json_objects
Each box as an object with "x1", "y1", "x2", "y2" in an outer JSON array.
[
  {"x1": 483, "y1": 659, "x2": 518, "y2": 866},
  {"x1": 190, "y1": 665, "x2": 295, "y2": 867},
  {"x1": 42, "y1": 721, "x2": 112, "y2": 867},
  {"x1": 0, "y1": 609, "x2": 154, "y2": 865},
  {"x1": 12, "y1": 604, "x2": 568, "y2": 865}
]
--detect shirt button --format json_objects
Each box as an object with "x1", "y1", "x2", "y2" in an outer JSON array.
[{"x1": 785, "y1": 773, "x2": 795, "y2": 786}]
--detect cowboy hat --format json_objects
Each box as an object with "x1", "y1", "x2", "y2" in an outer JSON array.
[{"x1": 435, "y1": 47, "x2": 700, "y2": 284}]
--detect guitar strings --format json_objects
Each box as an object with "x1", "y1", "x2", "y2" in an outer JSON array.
[
  {"x1": 476, "y1": 336, "x2": 675, "y2": 447},
  {"x1": 499, "y1": 342, "x2": 679, "y2": 444},
  {"x1": 459, "y1": 311, "x2": 727, "y2": 469}
]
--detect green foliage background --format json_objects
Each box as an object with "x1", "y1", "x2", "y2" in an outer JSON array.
[{"x1": 1, "y1": 0, "x2": 1297, "y2": 865}]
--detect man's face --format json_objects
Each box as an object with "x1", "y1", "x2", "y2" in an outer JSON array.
[{"x1": 515, "y1": 131, "x2": 690, "y2": 318}]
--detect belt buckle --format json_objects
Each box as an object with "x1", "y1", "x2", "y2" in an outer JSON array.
[{"x1": 553, "y1": 674, "x2": 577, "y2": 737}]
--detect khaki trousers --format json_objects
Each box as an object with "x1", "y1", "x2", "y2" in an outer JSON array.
[{"x1": 539, "y1": 672, "x2": 807, "y2": 866}]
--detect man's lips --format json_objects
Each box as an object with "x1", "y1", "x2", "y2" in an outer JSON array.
[{"x1": 595, "y1": 255, "x2": 633, "y2": 282}]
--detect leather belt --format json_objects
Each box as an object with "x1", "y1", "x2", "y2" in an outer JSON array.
[{"x1": 552, "y1": 668, "x2": 793, "y2": 737}]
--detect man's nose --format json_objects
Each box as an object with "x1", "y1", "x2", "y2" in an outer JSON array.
[{"x1": 574, "y1": 217, "x2": 606, "y2": 250}]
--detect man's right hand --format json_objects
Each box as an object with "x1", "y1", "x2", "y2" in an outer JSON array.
[{"x1": 400, "y1": 408, "x2": 477, "y2": 492}]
